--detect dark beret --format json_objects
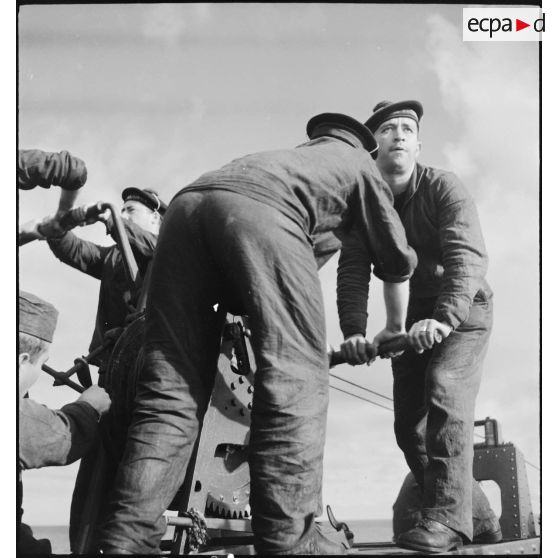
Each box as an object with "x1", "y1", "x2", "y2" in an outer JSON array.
[
  {"x1": 306, "y1": 112, "x2": 378, "y2": 154},
  {"x1": 19, "y1": 290, "x2": 59, "y2": 343},
  {"x1": 364, "y1": 100, "x2": 424, "y2": 133},
  {"x1": 122, "y1": 187, "x2": 168, "y2": 215}
]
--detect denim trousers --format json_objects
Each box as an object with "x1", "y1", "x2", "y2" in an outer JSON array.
[
  {"x1": 98, "y1": 190, "x2": 330, "y2": 554},
  {"x1": 392, "y1": 293, "x2": 493, "y2": 541}
]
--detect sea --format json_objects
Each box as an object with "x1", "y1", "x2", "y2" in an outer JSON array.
[{"x1": 31, "y1": 519, "x2": 393, "y2": 554}]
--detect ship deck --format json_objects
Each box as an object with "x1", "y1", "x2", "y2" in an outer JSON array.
[{"x1": 193, "y1": 537, "x2": 540, "y2": 555}]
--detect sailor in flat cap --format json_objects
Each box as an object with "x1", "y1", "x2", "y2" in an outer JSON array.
[
  {"x1": 43, "y1": 187, "x2": 166, "y2": 376},
  {"x1": 121, "y1": 186, "x2": 168, "y2": 216},
  {"x1": 97, "y1": 113, "x2": 416, "y2": 555},
  {"x1": 338, "y1": 100, "x2": 499, "y2": 552},
  {"x1": 18, "y1": 291, "x2": 111, "y2": 554}
]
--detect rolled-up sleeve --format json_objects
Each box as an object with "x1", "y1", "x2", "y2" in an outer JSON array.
[
  {"x1": 18, "y1": 149, "x2": 87, "y2": 191},
  {"x1": 432, "y1": 178, "x2": 488, "y2": 329},
  {"x1": 19, "y1": 399, "x2": 100, "y2": 470}
]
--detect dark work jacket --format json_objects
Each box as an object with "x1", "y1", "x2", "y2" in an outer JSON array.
[
  {"x1": 338, "y1": 163, "x2": 491, "y2": 336},
  {"x1": 47, "y1": 220, "x2": 157, "y2": 365},
  {"x1": 19, "y1": 398, "x2": 100, "y2": 469},
  {"x1": 177, "y1": 128, "x2": 417, "y2": 283},
  {"x1": 18, "y1": 149, "x2": 87, "y2": 191}
]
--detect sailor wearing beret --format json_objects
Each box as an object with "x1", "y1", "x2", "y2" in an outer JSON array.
[
  {"x1": 44, "y1": 188, "x2": 167, "y2": 375},
  {"x1": 338, "y1": 100, "x2": 498, "y2": 553}
]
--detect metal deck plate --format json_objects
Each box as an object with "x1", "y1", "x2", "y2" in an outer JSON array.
[{"x1": 193, "y1": 537, "x2": 540, "y2": 556}]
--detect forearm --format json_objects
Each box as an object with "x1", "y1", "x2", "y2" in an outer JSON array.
[
  {"x1": 19, "y1": 400, "x2": 98, "y2": 469},
  {"x1": 383, "y1": 280, "x2": 409, "y2": 332},
  {"x1": 56, "y1": 188, "x2": 80, "y2": 213},
  {"x1": 58, "y1": 401, "x2": 101, "y2": 463},
  {"x1": 337, "y1": 240, "x2": 371, "y2": 337},
  {"x1": 47, "y1": 231, "x2": 105, "y2": 278},
  {"x1": 47, "y1": 231, "x2": 84, "y2": 266}
]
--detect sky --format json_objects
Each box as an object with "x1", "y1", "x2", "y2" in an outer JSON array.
[{"x1": 13, "y1": 0, "x2": 544, "y2": 544}]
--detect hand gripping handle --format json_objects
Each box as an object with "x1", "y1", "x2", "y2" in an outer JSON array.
[
  {"x1": 329, "y1": 330, "x2": 442, "y2": 367},
  {"x1": 57, "y1": 201, "x2": 106, "y2": 230}
]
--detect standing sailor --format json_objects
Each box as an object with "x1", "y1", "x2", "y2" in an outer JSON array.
[
  {"x1": 43, "y1": 187, "x2": 166, "y2": 374},
  {"x1": 338, "y1": 100, "x2": 500, "y2": 552}
]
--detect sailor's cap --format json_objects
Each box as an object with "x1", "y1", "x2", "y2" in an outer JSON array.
[
  {"x1": 306, "y1": 112, "x2": 378, "y2": 154},
  {"x1": 19, "y1": 290, "x2": 59, "y2": 343},
  {"x1": 122, "y1": 187, "x2": 168, "y2": 215},
  {"x1": 364, "y1": 100, "x2": 424, "y2": 134}
]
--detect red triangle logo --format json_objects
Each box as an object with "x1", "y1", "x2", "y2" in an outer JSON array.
[{"x1": 516, "y1": 19, "x2": 530, "y2": 31}]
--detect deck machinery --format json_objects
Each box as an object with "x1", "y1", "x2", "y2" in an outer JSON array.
[{"x1": 35, "y1": 203, "x2": 540, "y2": 555}]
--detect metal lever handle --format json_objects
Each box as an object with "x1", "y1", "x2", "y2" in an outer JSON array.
[
  {"x1": 329, "y1": 330, "x2": 442, "y2": 367},
  {"x1": 326, "y1": 505, "x2": 354, "y2": 547},
  {"x1": 42, "y1": 364, "x2": 85, "y2": 393},
  {"x1": 57, "y1": 201, "x2": 106, "y2": 230}
]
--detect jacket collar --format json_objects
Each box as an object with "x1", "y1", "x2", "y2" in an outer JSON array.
[{"x1": 395, "y1": 162, "x2": 424, "y2": 210}]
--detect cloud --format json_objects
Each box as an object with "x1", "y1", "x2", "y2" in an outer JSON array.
[
  {"x1": 420, "y1": 14, "x2": 540, "y2": 512},
  {"x1": 424, "y1": 14, "x2": 538, "y2": 200},
  {"x1": 139, "y1": 4, "x2": 331, "y2": 46},
  {"x1": 140, "y1": 4, "x2": 213, "y2": 45}
]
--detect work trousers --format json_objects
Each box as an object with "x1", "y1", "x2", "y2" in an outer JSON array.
[
  {"x1": 392, "y1": 293, "x2": 493, "y2": 541},
  {"x1": 98, "y1": 190, "x2": 330, "y2": 554},
  {"x1": 392, "y1": 471, "x2": 500, "y2": 539}
]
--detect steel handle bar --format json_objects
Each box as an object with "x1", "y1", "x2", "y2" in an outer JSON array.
[
  {"x1": 18, "y1": 202, "x2": 106, "y2": 247},
  {"x1": 57, "y1": 201, "x2": 107, "y2": 230},
  {"x1": 40, "y1": 330, "x2": 122, "y2": 391},
  {"x1": 329, "y1": 330, "x2": 442, "y2": 367},
  {"x1": 42, "y1": 364, "x2": 85, "y2": 393},
  {"x1": 59, "y1": 201, "x2": 139, "y2": 286},
  {"x1": 63, "y1": 336, "x2": 115, "y2": 378},
  {"x1": 20, "y1": 201, "x2": 139, "y2": 286}
]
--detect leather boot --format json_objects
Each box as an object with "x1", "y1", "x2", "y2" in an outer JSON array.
[
  {"x1": 472, "y1": 523, "x2": 503, "y2": 544},
  {"x1": 396, "y1": 518, "x2": 464, "y2": 553},
  {"x1": 267, "y1": 521, "x2": 348, "y2": 555}
]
